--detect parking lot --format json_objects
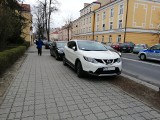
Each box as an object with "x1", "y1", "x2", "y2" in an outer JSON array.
[{"x1": 0, "y1": 46, "x2": 160, "y2": 120}]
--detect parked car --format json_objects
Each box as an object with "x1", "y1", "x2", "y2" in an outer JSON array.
[
  {"x1": 63, "y1": 40, "x2": 122, "y2": 77},
  {"x1": 103, "y1": 44, "x2": 121, "y2": 57},
  {"x1": 50, "y1": 41, "x2": 68, "y2": 60},
  {"x1": 45, "y1": 41, "x2": 53, "y2": 49},
  {"x1": 111, "y1": 43, "x2": 121, "y2": 51},
  {"x1": 138, "y1": 44, "x2": 160, "y2": 61},
  {"x1": 43, "y1": 39, "x2": 48, "y2": 45},
  {"x1": 119, "y1": 42, "x2": 135, "y2": 53},
  {"x1": 133, "y1": 44, "x2": 148, "y2": 54}
]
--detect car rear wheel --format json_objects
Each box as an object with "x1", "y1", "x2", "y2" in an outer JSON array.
[
  {"x1": 140, "y1": 54, "x2": 146, "y2": 60},
  {"x1": 63, "y1": 55, "x2": 67, "y2": 66},
  {"x1": 76, "y1": 61, "x2": 84, "y2": 78}
]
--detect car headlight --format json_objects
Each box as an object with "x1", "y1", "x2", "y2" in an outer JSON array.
[
  {"x1": 57, "y1": 49, "x2": 63, "y2": 53},
  {"x1": 83, "y1": 56, "x2": 98, "y2": 63},
  {"x1": 117, "y1": 58, "x2": 121, "y2": 63}
]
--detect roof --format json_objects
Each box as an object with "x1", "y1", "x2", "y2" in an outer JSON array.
[
  {"x1": 51, "y1": 31, "x2": 58, "y2": 34},
  {"x1": 20, "y1": 4, "x2": 31, "y2": 12}
]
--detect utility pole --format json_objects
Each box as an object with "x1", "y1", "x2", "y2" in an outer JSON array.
[{"x1": 124, "y1": 0, "x2": 129, "y2": 43}]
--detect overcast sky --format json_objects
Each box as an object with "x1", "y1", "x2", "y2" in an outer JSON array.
[{"x1": 23, "y1": 0, "x2": 95, "y2": 28}]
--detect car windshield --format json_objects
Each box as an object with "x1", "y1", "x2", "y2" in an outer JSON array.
[
  {"x1": 77, "y1": 41, "x2": 107, "y2": 51},
  {"x1": 57, "y1": 42, "x2": 67, "y2": 48},
  {"x1": 104, "y1": 45, "x2": 114, "y2": 50}
]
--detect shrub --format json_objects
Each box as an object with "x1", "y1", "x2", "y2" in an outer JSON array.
[
  {"x1": 23, "y1": 41, "x2": 30, "y2": 49},
  {"x1": 0, "y1": 46, "x2": 26, "y2": 75}
]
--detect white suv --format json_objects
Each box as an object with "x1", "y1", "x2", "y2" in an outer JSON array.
[{"x1": 63, "y1": 40, "x2": 122, "y2": 77}]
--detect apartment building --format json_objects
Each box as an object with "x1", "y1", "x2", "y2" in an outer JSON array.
[
  {"x1": 72, "y1": 0, "x2": 160, "y2": 46},
  {"x1": 20, "y1": 4, "x2": 33, "y2": 44},
  {"x1": 58, "y1": 25, "x2": 72, "y2": 41}
]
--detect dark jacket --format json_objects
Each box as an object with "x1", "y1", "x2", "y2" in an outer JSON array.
[{"x1": 36, "y1": 39, "x2": 44, "y2": 49}]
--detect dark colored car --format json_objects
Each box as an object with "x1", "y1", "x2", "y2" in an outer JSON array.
[
  {"x1": 111, "y1": 43, "x2": 121, "y2": 51},
  {"x1": 50, "y1": 41, "x2": 68, "y2": 60},
  {"x1": 45, "y1": 41, "x2": 53, "y2": 49},
  {"x1": 119, "y1": 42, "x2": 135, "y2": 53}
]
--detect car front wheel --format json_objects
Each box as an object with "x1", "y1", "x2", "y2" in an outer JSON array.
[
  {"x1": 76, "y1": 61, "x2": 84, "y2": 78},
  {"x1": 63, "y1": 55, "x2": 67, "y2": 66},
  {"x1": 140, "y1": 54, "x2": 146, "y2": 60},
  {"x1": 55, "y1": 52, "x2": 59, "y2": 60}
]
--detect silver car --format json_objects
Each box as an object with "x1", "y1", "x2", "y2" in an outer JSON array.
[{"x1": 138, "y1": 44, "x2": 160, "y2": 61}]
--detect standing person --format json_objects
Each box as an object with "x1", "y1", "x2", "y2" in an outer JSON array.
[{"x1": 36, "y1": 38, "x2": 44, "y2": 56}]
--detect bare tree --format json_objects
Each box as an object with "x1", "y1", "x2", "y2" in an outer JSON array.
[
  {"x1": 64, "y1": 15, "x2": 73, "y2": 41},
  {"x1": 34, "y1": 0, "x2": 59, "y2": 41}
]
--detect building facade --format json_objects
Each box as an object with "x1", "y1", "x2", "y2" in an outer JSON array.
[
  {"x1": 72, "y1": 0, "x2": 160, "y2": 46},
  {"x1": 58, "y1": 25, "x2": 72, "y2": 41},
  {"x1": 20, "y1": 4, "x2": 33, "y2": 44}
]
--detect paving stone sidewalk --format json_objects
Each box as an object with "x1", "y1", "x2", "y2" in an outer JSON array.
[{"x1": 0, "y1": 45, "x2": 160, "y2": 120}]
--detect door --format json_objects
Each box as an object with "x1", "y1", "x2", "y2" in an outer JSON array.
[{"x1": 147, "y1": 45, "x2": 160, "y2": 60}]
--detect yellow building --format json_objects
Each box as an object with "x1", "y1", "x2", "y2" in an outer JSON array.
[
  {"x1": 72, "y1": 0, "x2": 160, "y2": 46},
  {"x1": 20, "y1": 4, "x2": 33, "y2": 44}
]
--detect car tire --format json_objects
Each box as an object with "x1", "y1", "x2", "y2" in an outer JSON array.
[
  {"x1": 55, "y1": 52, "x2": 59, "y2": 60},
  {"x1": 50, "y1": 50, "x2": 52, "y2": 56},
  {"x1": 63, "y1": 55, "x2": 67, "y2": 66},
  {"x1": 76, "y1": 61, "x2": 84, "y2": 78},
  {"x1": 140, "y1": 54, "x2": 146, "y2": 60}
]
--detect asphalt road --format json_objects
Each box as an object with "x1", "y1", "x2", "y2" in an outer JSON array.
[{"x1": 121, "y1": 53, "x2": 160, "y2": 87}]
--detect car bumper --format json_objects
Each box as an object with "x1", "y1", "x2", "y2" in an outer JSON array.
[{"x1": 82, "y1": 60, "x2": 122, "y2": 76}]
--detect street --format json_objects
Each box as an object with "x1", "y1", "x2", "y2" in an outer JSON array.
[
  {"x1": 0, "y1": 46, "x2": 160, "y2": 120},
  {"x1": 122, "y1": 53, "x2": 160, "y2": 87}
]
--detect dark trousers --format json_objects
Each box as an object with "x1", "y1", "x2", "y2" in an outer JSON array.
[{"x1": 38, "y1": 48, "x2": 42, "y2": 56}]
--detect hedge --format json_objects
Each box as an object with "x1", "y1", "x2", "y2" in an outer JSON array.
[
  {"x1": 23, "y1": 41, "x2": 30, "y2": 49},
  {"x1": 0, "y1": 46, "x2": 26, "y2": 75}
]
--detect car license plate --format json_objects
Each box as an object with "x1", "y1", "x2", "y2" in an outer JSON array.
[
  {"x1": 103, "y1": 67, "x2": 115, "y2": 71},
  {"x1": 123, "y1": 48, "x2": 126, "y2": 49}
]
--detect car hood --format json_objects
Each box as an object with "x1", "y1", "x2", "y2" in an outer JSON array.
[{"x1": 80, "y1": 50, "x2": 120, "y2": 59}]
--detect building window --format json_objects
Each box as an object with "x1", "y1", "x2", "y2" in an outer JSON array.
[
  {"x1": 102, "y1": 36, "x2": 104, "y2": 42},
  {"x1": 96, "y1": 36, "x2": 98, "y2": 41},
  {"x1": 110, "y1": 8, "x2": 114, "y2": 17},
  {"x1": 87, "y1": 18, "x2": 88, "y2": 24},
  {"x1": 117, "y1": 35, "x2": 121, "y2": 43},
  {"x1": 97, "y1": 14, "x2": 99, "y2": 22},
  {"x1": 97, "y1": 25, "x2": 99, "y2": 31},
  {"x1": 90, "y1": 7, "x2": 91, "y2": 11},
  {"x1": 84, "y1": 19, "x2": 85, "y2": 25},
  {"x1": 119, "y1": 5, "x2": 123, "y2": 14},
  {"x1": 110, "y1": 22, "x2": 113, "y2": 29},
  {"x1": 103, "y1": 12, "x2": 106, "y2": 20},
  {"x1": 119, "y1": 20, "x2": 122, "y2": 28},
  {"x1": 109, "y1": 35, "x2": 112, "y2": 43},
  {"x1": 90, "y1": 17, "x2": 91, "y2": 23},
  {"x1": 102, "y1": 24, "x2": 105, "y2": 31}
]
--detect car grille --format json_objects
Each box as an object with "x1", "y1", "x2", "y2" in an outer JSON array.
[{"x1": 95, "y1": 58, "x2": 119, "y2": 65}]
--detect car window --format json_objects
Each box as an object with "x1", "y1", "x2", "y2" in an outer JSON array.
[
  {"x1": 77, "y1": 41, "x2": 107, "y2": 51},
  {"x1": 57, "y1": 42, "x2": 67, "y2": 48},
  {"x1": 151, "y1": 45, "x2": 160, "y2": 50},
  {"x1": 67, "y1": 41, "x2": 76, "y2": 49}
]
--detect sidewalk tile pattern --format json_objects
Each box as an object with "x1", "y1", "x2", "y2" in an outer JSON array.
[{"x1": 0, "y1": 46, "x2": 160, "y2": 120}]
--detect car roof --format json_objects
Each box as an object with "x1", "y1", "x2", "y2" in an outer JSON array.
[
  {"x1": 70, "y1": 39, "x2": 96, "y2": 42},
  {"x1": 54, "y1": 41, "x2": 68, "y2": 43}
]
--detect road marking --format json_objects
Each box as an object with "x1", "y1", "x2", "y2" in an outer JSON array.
[{"x1": 122, "y1": 57, "x2": 160, "y2": 67}]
